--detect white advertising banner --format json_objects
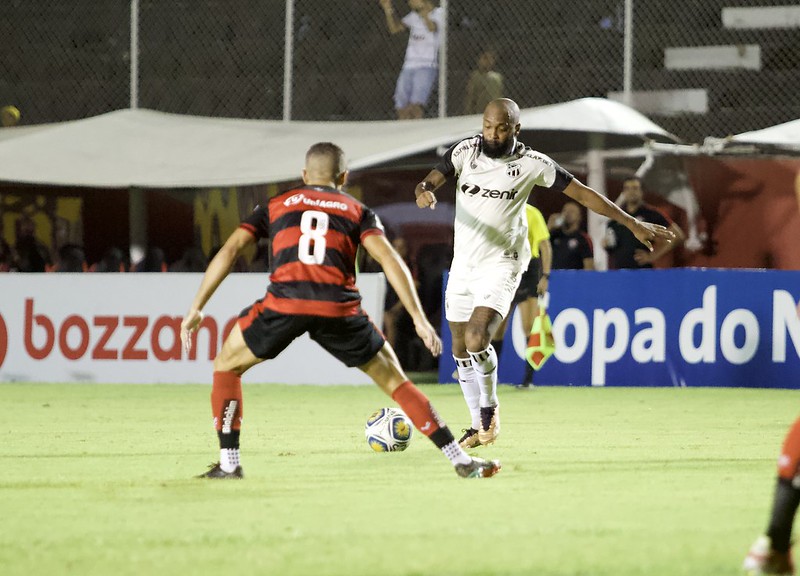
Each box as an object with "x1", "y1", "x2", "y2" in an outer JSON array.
[{"x1": 0, "y1": 273, "x2": 386, "y2": 384}]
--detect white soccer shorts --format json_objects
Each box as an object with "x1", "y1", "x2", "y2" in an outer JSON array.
[{"x1": 444, "y1": 260, "x2": 523, "y2": 323}]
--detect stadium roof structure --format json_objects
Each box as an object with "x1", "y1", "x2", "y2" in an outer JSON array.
[{"x1": 0, "y1": 98, "x2": 678, "y2": 188}]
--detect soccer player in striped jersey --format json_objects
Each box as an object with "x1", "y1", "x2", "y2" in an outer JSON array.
[
  {"x1": 415, "y1": 98, "x2": 676, "y2": 448},
  {"x1": 743, "y1": 302, "x2": 800, "y2": 575},
  {"x1": 744, "y1": 418, "x2": 800, "y2": 575},
  {"x1": 181, "y1": 142, "x2": 500, "y2": 480}
]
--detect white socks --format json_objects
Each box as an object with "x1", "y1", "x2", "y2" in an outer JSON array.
[
  {"x1": 220, "y1": 448, "x2": 240, "y2": 472},
  {"x1": 469, "y1": 345, "x2": 499, "y2": 408},
  {"x1": 442, "y1": 440, "x2": 472, "y2": 466},
  {"x1": 454, "y1": 356, "x2": 481, "y2": 430}
]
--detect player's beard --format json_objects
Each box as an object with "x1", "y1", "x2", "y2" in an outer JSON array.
[{"x1": 483, "y1": 136, "x2": 515, "y2": 159}]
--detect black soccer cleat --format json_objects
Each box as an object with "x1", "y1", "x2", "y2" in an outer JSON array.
[
  {"x1": 458, "y1": 428, "x2": 480, "y2": 449},
  {"x1": 196, "y1": 462, "x2": 244, "y2": 479}
]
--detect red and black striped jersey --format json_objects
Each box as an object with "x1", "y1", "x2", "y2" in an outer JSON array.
[{"x1": 239, "y1": 185, "x2": 385, "y2": 317}]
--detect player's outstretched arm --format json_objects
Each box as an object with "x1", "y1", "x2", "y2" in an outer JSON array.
[
  {"x1": 180, "y1": 228, "x2": 255, "y2": 354},
  {"x1": 414, "y1": 169, "x2": 447, "y2": 210},
  {"x1": 363, "y1": 234, "x2": 442, "y2": 357},
  {"x1": 563, "y1": 179, "x2": 675, "y2": 251}
]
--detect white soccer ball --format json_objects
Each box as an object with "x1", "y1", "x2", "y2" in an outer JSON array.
[{"x1": 364, "y1": 407, "x2": 413, "y2": 452}]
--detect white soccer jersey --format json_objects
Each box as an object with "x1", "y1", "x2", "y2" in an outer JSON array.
[
  {"x1": 401, "y1": 7, "x2": 444, "y2": 70},
  {"x1": 436, "y1": 135, "x2": 573, "y2": 270}
]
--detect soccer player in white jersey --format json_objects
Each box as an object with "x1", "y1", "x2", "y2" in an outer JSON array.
[{"x1": 415, "y1": 98, "x2": 676, "y2": 448}]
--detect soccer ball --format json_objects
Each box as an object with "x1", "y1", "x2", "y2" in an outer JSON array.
[{"x1": 364, "y1": 407, "x2": 413, "y2": 452}]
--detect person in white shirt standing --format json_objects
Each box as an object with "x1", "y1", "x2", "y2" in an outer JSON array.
[
  {"x1": 378, "y1": 0, "x2": 443, "y2": 120},
  {"x1": 415, "y1": 98, "x2": 676, "y2": 448}
]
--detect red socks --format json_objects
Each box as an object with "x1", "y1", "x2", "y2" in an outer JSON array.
[
  {"x1": 391, "y1": 381, "x2": 442, "y2": 437},
  {"x1": 212, "y1": 371, "x2": 242, "y2": 447},
  {"x1": 778, "y1": 418, "x2": 800, "y2": 481}
]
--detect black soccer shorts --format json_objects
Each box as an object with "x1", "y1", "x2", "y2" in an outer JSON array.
[
  {"x1": 239, "y1": 306, "x2": 386, "y2": 368},
  {"x1": 512, "y1": 257, "x2": 542, "y2": 304}
]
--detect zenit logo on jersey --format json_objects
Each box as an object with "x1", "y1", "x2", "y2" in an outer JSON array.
[{"x1": 460, "y1": 183, "x2": 519, "y2": 200}]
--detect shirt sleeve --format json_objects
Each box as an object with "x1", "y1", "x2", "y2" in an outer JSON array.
[
  {"x1": 541, "y1": 162, "x2": 574, "y2": 194},
  {"x1": 434, "y1": 143, "x2": 457, "y2": 178},
  {"x1": 429, "y1": 7, "x2": 445, "y2": 28},
  {"x1": 550, "y1": 164, "x2": 574, "y2": 193},
  {"x1": 401, "y1": 12, "x2": 414, "y2": 27},
  {"x1": 531, "y1": 152, "x2": 574, "y2": 193},
  {"x1": 239, "y1": 204, "x2": 269, "y2": 239},
  {"x1": 360, "y1": 205, "x2": 386, "y2": 241},
  {"x1": 434, "y1": 138, "x2": 471, "y2": 178}
]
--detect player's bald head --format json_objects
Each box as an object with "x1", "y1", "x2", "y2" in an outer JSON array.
[
  {"x1": 304, "y1": 142, "x2": 346, "y2": 181},
  {"x1": 484, "y1": 98, "x2": 520, "y2": 125}
]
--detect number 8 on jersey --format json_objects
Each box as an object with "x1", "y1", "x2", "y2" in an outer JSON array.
[{"x1": 298, "y1": 210, "x2": 329, "y2": 265}]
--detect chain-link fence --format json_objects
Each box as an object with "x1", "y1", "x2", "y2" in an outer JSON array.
[
  {"x1": 2, "y1": 0, "x2": 798, "y2": 142},
  {"x1": 631, "y1": 0, "x2": 800, "y2": 141}
]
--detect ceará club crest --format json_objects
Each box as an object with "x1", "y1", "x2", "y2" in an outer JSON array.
[{"x1": 506, "y1": 163, "x2": 520, "y2": 178}]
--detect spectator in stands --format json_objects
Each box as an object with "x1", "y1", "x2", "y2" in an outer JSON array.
[
  {"x1": 464, "y1": 49, "x2": 504, "y2": 115},
  {"x1": 91, "y1": 246, "x2": 126, "y2": 272},
  {"x1": 0, "y1": 105, "x2": 21, "y2": 128},
  {"x1": 548, "y1": 201, "x2": 595, "y2": 270},
  {"x1": 134, "y1": 246, "x2": 168, "y2": 272},
  {"x1": 603, "y1": 176, "x2": 685, "y2": 269},
  {"x1": 14, "y1": 216, "x2": 51, "y2": 272},
  {"x1": 0, "y1": 238, "x2": 16, "y2": 272},
  {"x1": 378, "y1": 0, "x2": 444, "y2": 120},
  {"x1": 53, "y1": 244, "x2": 87, "y2": 272},
  {"x1": 170, "y1": 246, "x2": 208, "y2": 272}
]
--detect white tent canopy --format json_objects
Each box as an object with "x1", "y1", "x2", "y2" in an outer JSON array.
[
  {"x1": 729, "y1": 118, "x2": 800, "y2": 151},
  {"x1": 0, "y1": 98, "x2": 677, "y2": 189},
  {"x1": 519, "y1": 97, "x2": 676, "y2": 139}
]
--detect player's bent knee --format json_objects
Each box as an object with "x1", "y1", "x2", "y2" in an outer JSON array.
[
  {"x1": 449, "y1": 323, "x2": 468, "y2": 357},
  {"x1": 451, "y1": 343, "x2": 468, "y2": 358},
  {"x1": 213, "y1": 324, "x2": 260, "y2": 375},
  {"x1": 464, "y1": 328, "x2": 491, "y2": 352},
  {"x1": 360, "y1": 344, "x2": 407, "y2": 395}
]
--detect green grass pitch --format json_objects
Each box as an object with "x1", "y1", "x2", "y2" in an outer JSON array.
[{"x1": 1, "y1": 382, "x2": 795, "y2": 576}]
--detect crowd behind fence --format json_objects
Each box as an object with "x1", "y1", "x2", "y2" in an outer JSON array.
[{"x1": 1, "y1": 0, "x2": 798, "y2": 143}]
